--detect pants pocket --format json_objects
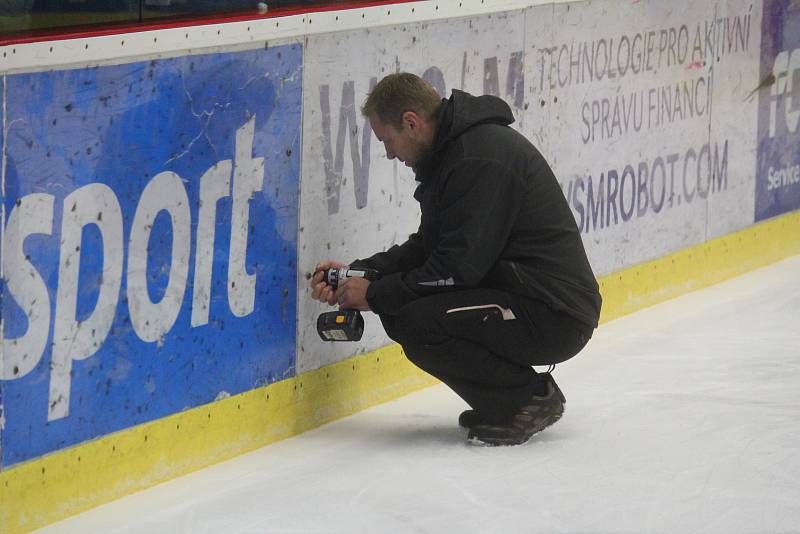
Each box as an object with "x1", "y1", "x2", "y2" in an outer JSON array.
[{"x1": 445, "y1": 303, "x2": 517, "y2": 321}]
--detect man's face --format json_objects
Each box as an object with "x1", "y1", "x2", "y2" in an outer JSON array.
[{"x1": 369, "y1": 112, "x2": 433, "y2": 169}]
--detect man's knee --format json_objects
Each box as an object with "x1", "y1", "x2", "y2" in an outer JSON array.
[
  {"x1": 376, "y1": 300, "x2": 448, "y2": 372},
  {"x1": 391, "y1": 299, "x2": 446, "y2": 347},
  {"x1": 400, "y1": 342, "x2": 433, "y2": 371}
]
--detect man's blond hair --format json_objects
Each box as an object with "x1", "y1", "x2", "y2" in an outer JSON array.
[{"x1": 361, "y1": 73, "x2": 442, "y2": 128}]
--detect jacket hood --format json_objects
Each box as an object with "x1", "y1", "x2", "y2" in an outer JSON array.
[
  {"x1": 413, "y1": 90, "x2": 515, "y2": 183},
  {"x1": 434, "y1": 90, "x2": 515, "y2": 150}
]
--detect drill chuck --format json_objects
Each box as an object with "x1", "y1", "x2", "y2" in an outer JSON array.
[{"x1": 324, "y1": 266, "x2": 381, "y2": 290}]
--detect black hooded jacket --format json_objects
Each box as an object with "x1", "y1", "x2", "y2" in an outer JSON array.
[{"x1": 358, "y1": 90, "x2": 602, "y2": 328}]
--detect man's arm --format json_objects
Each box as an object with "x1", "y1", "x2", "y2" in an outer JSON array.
[
  {"x1": 351, "y1": 228, "x2": 426, "y2": 275},
  {"x1": 309, "y1": 227, "x2": 426, "y2": 309}
]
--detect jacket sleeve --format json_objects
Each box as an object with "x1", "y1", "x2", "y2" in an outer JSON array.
[
  {"x1": 351, "y1": 226, "x2": 427, "y2": 275},
  {"x1": 366, "y1": 158, "x2": 523, "y2": 315}
]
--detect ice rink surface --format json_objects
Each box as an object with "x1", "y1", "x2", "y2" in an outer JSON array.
[{"x1": 40, "y1": 256, "x2": 800, "y2": 534}]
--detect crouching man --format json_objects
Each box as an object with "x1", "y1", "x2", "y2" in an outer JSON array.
[{"x1": 311, "y1": 73, "x2": 601, "y2": 446}]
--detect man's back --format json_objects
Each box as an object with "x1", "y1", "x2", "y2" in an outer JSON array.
[{"x1": 415, "y1": 90, "x2": 601, "y2": 328}]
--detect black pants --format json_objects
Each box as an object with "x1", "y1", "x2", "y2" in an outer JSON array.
[{"x1": 379, "y1": 289, "x2": 593, "y2": 423}]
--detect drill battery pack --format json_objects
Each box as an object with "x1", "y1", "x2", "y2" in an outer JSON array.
[{"x1": 317, "y1": 309, "x2": 365, "y2": 342}]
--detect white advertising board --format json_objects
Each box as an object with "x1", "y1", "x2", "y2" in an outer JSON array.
[
  {"x1": 298, "y1": 0, "x2": 763, "y2": 371},
  {"x1": 530, "y1": 0, "x2": 761, "y2": 275},
  {"x1": 298, "y1": 11, "x2": 529, "y2": 370},
  {"x1": 707, "y1": 0, "x2": 762, "y2": 240}
]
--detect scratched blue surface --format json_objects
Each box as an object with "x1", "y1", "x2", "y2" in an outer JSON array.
[
  {"x1": 0, "y1": 44, "x2": 302, "y2": 467},
  {"x1": 755, "y1": 0, "x2": 800, "y2": 221}
]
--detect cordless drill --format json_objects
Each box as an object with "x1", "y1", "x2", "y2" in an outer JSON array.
[{"x1": 316, "y1": 266, "x2": 381, "y2": 342}]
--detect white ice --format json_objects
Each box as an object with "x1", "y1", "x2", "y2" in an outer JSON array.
[{"x1": 40, "y1": 256, "x2": 800, "y2": 533}]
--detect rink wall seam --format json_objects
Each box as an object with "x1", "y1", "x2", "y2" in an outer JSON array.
[{"x1": 1, "y1": 210, "x2": 798, "y2": 534}]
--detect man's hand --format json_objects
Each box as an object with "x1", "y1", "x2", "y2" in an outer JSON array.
[
  {"x1": 335, "y1": 277, "x2": 371, "y2": 311},
  {"x1": 309, "y1": 260, "x2": 346, "y2": 306}
]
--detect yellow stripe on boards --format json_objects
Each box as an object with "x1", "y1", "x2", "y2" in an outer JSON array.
[
  {"x1": 1, "y1": 210, "x2": 798, "y2": 533},
  {"x1": 599, "y1": 212, "x2": 800, "y2": 323}
]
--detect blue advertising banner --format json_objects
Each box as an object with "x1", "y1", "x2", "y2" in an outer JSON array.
[
  {"x1": 756, "y1": 0, "x2": 800, "y2": 221},
  {"x1": 0, "y1": 44, "x2": 302, "y2": 467}
]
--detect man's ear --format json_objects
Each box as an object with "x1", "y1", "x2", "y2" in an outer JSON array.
[{"x1": 402, "y1": 111, "x2": 419, "y2": 131}]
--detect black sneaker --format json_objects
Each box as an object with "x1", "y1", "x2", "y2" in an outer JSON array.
[
  {"x1": 458, "y1": 409, "x2": 486, "y2": 428},
  {"x1": 467, "y1": 374, "x2": 566, "y2": 446}
]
